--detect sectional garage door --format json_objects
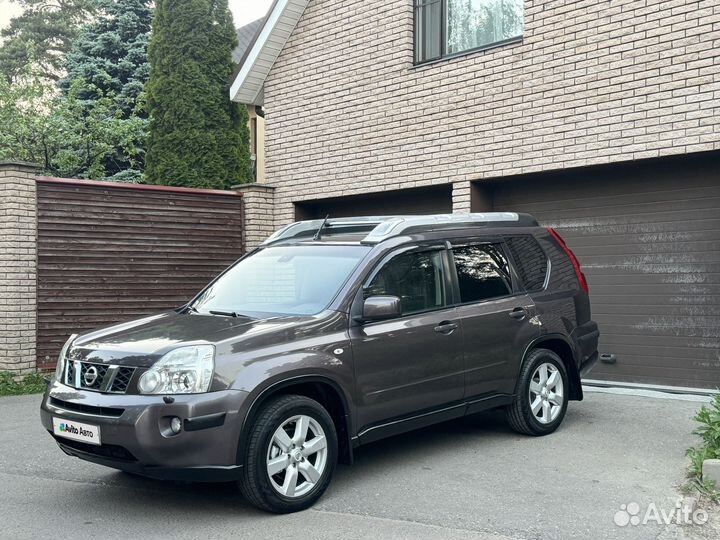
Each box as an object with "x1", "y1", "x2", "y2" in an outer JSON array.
[
  {"x1": 294, "y1": 185, "x2": 452, "y2": 220},
  {"x1": 490, "y1": 153, "x2": 720, "y2": 389}
]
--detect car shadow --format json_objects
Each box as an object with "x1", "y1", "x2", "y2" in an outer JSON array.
[{"x1": 85, "y1": 403, "x2": 593, "y2": 517}]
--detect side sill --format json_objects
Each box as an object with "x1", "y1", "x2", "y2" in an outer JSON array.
[{"x1": 355, "y1": 394, "x2": 513, "y2": 446}]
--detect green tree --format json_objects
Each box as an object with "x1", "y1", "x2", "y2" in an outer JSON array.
[
  {"x1": 0, "y1": 0, "x2": 100, "y2": 83},
  {"x1": 59, "y1": 0, "x2": 152, "y2": 177},
  {"x1": 145, "y1": 0, "x2": 252, "y2": 189},
  {"x1": 0, "y1": 69, "x2": 146, "y2": 180},
  {"x1": 59, "y1": 0, "x2": 152, "y2": 116}
]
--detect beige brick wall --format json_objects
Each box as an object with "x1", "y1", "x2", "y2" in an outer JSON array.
[
  {"x1": 234, "y1": 183, "x2": 276, "y2": 250},
  {"x1": 0, "y1": 162, "x2": 38, "y2": 374},
  {"x1": 263, "y1": 0, "x2": 720, "y2": 226}
]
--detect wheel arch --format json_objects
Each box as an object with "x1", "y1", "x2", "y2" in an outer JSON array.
[
  {"x1": 237, "y1": 375, "x2": 354, "y2": 466},
  {"x1": 521, "y1": 334, "x2": 583, "y2": 401}
]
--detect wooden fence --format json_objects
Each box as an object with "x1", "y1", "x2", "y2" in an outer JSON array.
[{"x1": 35, "y1": 177, "x2": 244, "y2": 369}]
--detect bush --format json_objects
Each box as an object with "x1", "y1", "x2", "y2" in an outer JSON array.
[
  {"x1": 687, "y1": 393, "x2": 720, "y2": 501},
  {"x1": 0, "y1": 371, "x2": 48, "y2": 396}
]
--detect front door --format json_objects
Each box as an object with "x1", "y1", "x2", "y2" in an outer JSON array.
[{"x1": 350, "y1": 247, "x2": 464, "y2": 434}]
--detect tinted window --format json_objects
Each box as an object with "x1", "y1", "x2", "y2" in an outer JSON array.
[
  {"x1": 366, "y1": 250, "x2": 446, "y2": 315},
  {"x1": 505, "y1": 235, "x2": 548, "y2": 291},
  {"x1": 452, "y1": 244, "x2": 511, "y2": 302}
]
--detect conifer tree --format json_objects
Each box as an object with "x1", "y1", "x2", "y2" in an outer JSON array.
[
  {"x1": 60, "y1": 0, "x2": 152, "y2": 117},
  {"x1": 145, "y1": 0, "x2": 252, "y2": 189}
]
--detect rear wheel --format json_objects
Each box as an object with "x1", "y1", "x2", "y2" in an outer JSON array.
[
  {"x1": 240, "y1": 395, "x2": 337, "y2": 513},
  {"x1": 506, "y1": 348, "x2": 569, "y2": 436}
]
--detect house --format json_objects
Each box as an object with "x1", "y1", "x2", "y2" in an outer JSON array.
[
  {"x1": 233, "y1": 18, "x2": 267, "y2": 182},
  {"x1": 230, "y1": 0, "x2": 720, "y2": 391}
]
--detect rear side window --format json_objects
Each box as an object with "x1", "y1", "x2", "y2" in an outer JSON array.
[
  {"x1": 505, "y1": 235, "x2": 548, "y2": 292},
  {"x1": 452, "y1": 244, "x2": 511, "y2": 303},
  {"x1": 366, "y1": 250, "x2": 446, "y2": 315}
]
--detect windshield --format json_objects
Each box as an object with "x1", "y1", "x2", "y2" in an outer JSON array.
[{"x1": 190, "y1": 245, "x2": 370, "y2": 317}]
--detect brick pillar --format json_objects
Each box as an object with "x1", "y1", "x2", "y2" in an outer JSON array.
[
  {"x1": 452, "y1": 180, "x2": 472, "y2": 213},
  {"x1": 0, "y1": 161, "x2": 39, "y2": 375},
  {"x1": 232, "y1": 183, "x2": 276, "y2": 251}
]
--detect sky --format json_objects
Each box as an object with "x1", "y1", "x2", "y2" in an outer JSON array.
[
  {"x1": 0, "y1": 0, "x2": 274, "y2": 33},
  {"x1": 230, "y1": 0, "x2": 273, "y2": 27}
]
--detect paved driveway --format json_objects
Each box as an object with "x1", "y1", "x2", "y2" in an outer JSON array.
[{"x1": 0, "y1": 390, "x2": 710, "y2": 539}]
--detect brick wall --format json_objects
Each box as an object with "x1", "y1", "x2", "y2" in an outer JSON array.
[
  {"x1": 263, "y1": 0, "x2": 720, "y2": 225},
  {"x1": 0, "y1": 162, "x2": 38, "y2": 375}
]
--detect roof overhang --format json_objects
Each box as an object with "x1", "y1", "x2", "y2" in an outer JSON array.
[{"x1": 230, "y1": 0, "x2": 309, "y2": 105}]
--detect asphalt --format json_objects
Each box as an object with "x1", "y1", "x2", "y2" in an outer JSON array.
[{"x1": 0, "y1": 389, "x2": 712, "y2": 540}]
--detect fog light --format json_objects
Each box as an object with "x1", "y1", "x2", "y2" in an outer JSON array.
[{"x1": 170, "y1": 417, "x2": 182, "y2": 434}]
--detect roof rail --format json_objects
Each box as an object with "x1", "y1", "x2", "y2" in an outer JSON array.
[
  {"x1": 262, "y1": 217, "x2": 386, "y2": 245},
  {"x1": 361, "y1": 213, "x2": 536, "y2": 243},
  {"x1": 262, "y1": 213, "x2": 538, "y2": 246}
]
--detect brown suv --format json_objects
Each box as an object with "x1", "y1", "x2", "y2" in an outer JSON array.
[{"x1": 40, "y1": 213, "x2": 599, "y2": 513}]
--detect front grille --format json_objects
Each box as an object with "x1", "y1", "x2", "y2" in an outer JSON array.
[
  {"x1": 53, "y1": 435, "x2": 137, "y2": 462},
  {"x1": 66, "y1": 361, "x2": 76, "y2": 384},
  {"x1": 80, "y1": 363, "x2": 108, "y2": 390},
  {"x1": 64, "y1": 360, "x2": 135, "y2": 394},
  {"x1": 110, "y1": 367, "x2": 134, "y2": 393},
  {"x1": 49, "y1": 397, "x2": 125, "y2": 418}
]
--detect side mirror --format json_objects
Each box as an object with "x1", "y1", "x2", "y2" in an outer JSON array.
[{"x1": 362, "y1": 295, "x2": 402, "y2": 321}]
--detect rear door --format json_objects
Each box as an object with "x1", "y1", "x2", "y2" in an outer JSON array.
[
  {"x1": 350, "y1": 246, "x2": 464, "y2": 433},
  {"x1": 448, "y1": 241, "x2": 541, "y2": 399}
]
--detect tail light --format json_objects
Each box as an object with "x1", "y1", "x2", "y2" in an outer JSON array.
[{"x1": 547, "y1": 228, "x2": 589, "y2": 294}]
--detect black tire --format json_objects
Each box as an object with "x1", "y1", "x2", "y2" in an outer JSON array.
[
  {"x1": 506, "y1": 348, "x2": 569, "y2": 436},
  {"x1": 239, "y1": 395, "x2": 337, "y2": 513}
]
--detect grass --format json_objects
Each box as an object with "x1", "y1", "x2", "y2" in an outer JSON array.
[{"x1": 0, "y1": 371, "x2": 49, "y2": 396}]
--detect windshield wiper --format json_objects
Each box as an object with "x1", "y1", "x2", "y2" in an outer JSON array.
[{"x1": 209, "y1": 309, "x2": 243, "y2": 318}]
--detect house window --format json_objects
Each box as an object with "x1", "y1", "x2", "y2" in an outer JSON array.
[{"x1": 414, "y1": 0, "x2": 524, "y2": 64}]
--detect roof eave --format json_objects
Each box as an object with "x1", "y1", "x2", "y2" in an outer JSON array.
[{"x1": 230, "y1": 0, "x2": 309, "y2": 105}]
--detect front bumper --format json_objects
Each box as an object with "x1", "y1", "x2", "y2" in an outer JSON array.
[{"x1": 40, "y1": 380, "x2": 250, "y2": 482}]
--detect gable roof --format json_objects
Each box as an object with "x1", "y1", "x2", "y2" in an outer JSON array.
[
  {"x1": 229, "y1": 0, "x2": 310, "y2": 105},
  {"x1": 233, "y1": 18, "x2": 265, "y2": 66}
]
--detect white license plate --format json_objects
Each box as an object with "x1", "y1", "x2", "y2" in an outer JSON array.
[{"x1": 53, "y1": 418, "x2": 101, "y2": 446}]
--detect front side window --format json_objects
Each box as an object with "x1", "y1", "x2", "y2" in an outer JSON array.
[
  {"x1": 366, "y1": 250, "x2": 446, "y2": 316},
  {"x1": 415, "y1": 0, "x2": 524, "y2": 63},
  {"x1": 191, "y1": 245, "x2": 370, "y2": 317},
  {"x1": 452, "y1": 244, "x2": 512, "y2": 303}
]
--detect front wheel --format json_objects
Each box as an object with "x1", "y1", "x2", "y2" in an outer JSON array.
[
  {"x1": 240, "y1": 395, "x2": 337, "y2": 513},
  {"x1": 506, "y1": 348, "x2": 569, "y2": 436}
]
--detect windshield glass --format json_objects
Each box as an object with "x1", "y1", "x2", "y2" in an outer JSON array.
[{"x1": 191, "y1": 245, "x2": 370, "y2": 317}]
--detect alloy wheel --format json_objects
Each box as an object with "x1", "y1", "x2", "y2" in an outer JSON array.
[
  {"x1": 528, "y1": 362, "x2": 564, "y2": 425},
  {"x1": 266, "y1": 414, "x2": 328, "y2": 498}
]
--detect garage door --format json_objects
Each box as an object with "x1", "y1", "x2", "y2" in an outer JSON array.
[
  {"x1": 294, "y1": 185, "x2": 453, "y2": 220},
  {"x1": 490, "y1": 153, "x2": 720, "y2": 389}
]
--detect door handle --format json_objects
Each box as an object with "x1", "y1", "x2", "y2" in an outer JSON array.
[
  {"x1": 434, "y1": 321, "x2": 458, "y2": 334},
  {"x1": 509, "y1": 307, "x2": 527, "y2": 320}
]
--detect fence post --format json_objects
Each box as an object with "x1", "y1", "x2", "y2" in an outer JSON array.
[
  {"x1": 0, "y1": 161, "x2": 39, "y2": 375},
  {"x1": 232, "y1": 183, "x2": 276, "y2": 251}
]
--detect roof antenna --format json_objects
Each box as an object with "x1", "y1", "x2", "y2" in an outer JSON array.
[{"x1": 313, "y1": 214, "x2": 331, "y2": 241}]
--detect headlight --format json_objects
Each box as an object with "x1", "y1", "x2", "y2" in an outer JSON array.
[
  {"x1": 55, "y1": 334, "x2": 78, "y2": 382},
  {"x1": 138, "y1": 345, "x2": 215, "y2": 395}
]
